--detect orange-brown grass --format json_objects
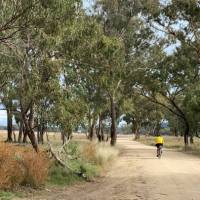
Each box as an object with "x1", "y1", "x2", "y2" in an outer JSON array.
[{"x1": 0, "y1": 143, "x2": 49, "y2": 189}]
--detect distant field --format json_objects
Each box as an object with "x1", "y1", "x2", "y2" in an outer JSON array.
[
  {"x1": 0, "y1": 130, "x2": 8, "y2": 141},
  {"x1": 0, "y1": 130, "x2": 59, "y2": 142},
  {"x1": 0, "y1": 130, "x2": 88, "y2": 148}
]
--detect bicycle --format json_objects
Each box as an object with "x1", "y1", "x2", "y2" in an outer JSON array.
[{"x1": 157, "y1": 145, "x2": 163, "y2": 159}]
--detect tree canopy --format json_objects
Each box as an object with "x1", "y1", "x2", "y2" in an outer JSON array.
[{"x1": 1, "y1": 0, "x2": 200, "y2": 150}]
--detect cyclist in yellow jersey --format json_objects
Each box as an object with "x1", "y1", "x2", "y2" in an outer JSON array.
[{"x1": 155, "y1": 134, "x2": 164, "y2": 157}]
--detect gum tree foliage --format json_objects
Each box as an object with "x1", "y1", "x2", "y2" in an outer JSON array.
[
  {"x1": 59, "y1": 14, "x2": 125, "y2": 145},
  {"x1": 93, "y1": 0, "x2": 154, "y2": 145},
  {"x1": 133, "y1": 0, "x2": 200, "y2": 145},
  {"x1": 122, "y1": 95, "x2": 164, "y2": 139},
  {"x1": 0, "y1": 0, "x2": 82, "y2": 151}
]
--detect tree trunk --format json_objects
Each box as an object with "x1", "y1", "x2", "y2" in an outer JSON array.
[
  {"x1": 132, "y1": 119, "x2": 140, "y2": 140},
  {"x1": 87, "y1": 109, "x2": 91, "y2": 138},
  {"x1": 110, "y1": 96, "x2": 117, "y2": 146},
  {"x1": 174, "y1": 127, "x2": 178, "y2": 137},
  {"x1": 131, "y1": 120, "x2": 135, "y2": 136},
  {"x1": 190, "y1": 135, "x2": 194, "y2": 144},
  {"x1": 22, "y1": 132, "x2": 28, "y2": 143},
  {"x1": 100, "y1": 116, "x2": 105, "y2": 142},
  {"x1": 28, "y1": 104, "x2": 38, "y2": 152},
  {"x1": 37, "y1": 118, "x2": 46, "y2": 145},
  {"x1": 100, "y1": 126, "x2": 105, "y2": 141},
  {"x1": 18, "y1": 122, "x2": 23, "y2": 143},
  {"x1": 169, "y1": 99, "x2": 190, "y2": 146},
  {"x1": 96, "y1": 125, "x2": 101, "y2": 142},
  {"x1": 37, "y1": 125, "x2": 40, "y2": 144},
  {"x1": 22, "y1": 104, "x2": 38, "y2": 152},
  {"x1": 13, "y1": 131, "x2": 16, "y2": 142},
  {"x1": 40, "y1": 131, "x2": 44, "y2": 144},
  {"x1": 97, "y1": 114, "x2": 104, "y2": 142},
  {"x1": 22, "y1": 121, "x2": 28, "y2": 143},
  {"x1": 6, "y1": 108, "x2": 13, "y2": 142},
  {"x1": 61, "y1": 131, "x2": 66, "y2": 145},
  {"x1": 184, "y1": 120, "x2": 189, "y2": 146},
  {"x1": 88, "y1": 121, "x2": 95, "y2": 141},
  {"x1": 154, "y1": 121, "x2": 161, "y2": 136},
  {"x1": 134, "y1": 123, "x2": 141, "y2": 140}
]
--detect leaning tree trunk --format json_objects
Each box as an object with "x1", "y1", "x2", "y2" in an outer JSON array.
[
  {"x1": 110, "y1": 96, "x2": 117, "y2": 146},
  {"x1": 22, "y1": 103, "x2": 38, "y2": 152},
  {"x1": 170, "y1": 99, "x2": 190, "y2": 146},
  {"x1": 61, "y1": 131, "x2": 66, "y2": 145},
  {"x1": 28, "y1": 104, "x2": 38, "y2": 152},
  {"x1": 37, "y1": 123, "x2": 41, "y2": 144},
  {"x1": 6, "y1": 108, "x2": 13, "y2": 142},
  {"x1": 22, "y1": 131, "x2": 28, "y2": 143}
]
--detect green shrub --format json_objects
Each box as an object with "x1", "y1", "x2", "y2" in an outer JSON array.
[
  {"x1": 0, "y1": 191, "x2": 24, "y2": 200},
  {"x1": 48, "y1": 164, "x2": 83, "y2": 186}
]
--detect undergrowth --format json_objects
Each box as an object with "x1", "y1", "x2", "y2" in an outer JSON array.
[
  {"x1": 0, "y1": 140, "x2": 119, "y2": 197},
  {"x1": 48, "y1": 141, "x2": 118, "y2": 186}
]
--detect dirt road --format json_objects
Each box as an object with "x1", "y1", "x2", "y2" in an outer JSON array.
[{"x1": 25, "y1": 135, "x2": 200, "y2": 200}]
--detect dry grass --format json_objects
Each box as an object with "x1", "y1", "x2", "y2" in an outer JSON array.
[
  {"x1": 0, "y1": 132, "x2": 118, "y2": 189},
  {"x1": 95, "y1": 143, "x2": 119, "y2": 166},
  {"x1": 81, "y1": 142, "x2": 119, "y2": 167},
  {"x1": 0, "y1": 143, "x2": 49, "y2": 189},
  {"x1": 81, "y1": 142, "x2": 97, "y2": 162}
]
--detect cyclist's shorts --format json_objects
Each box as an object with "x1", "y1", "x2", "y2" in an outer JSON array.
[{"x1": 156, "y1": 143, "x2": 163, "y2": 148}]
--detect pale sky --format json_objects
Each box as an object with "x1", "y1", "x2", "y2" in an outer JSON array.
[
  {"x1": 83, "y1": 0, "x2": 93, "y2": 9},
  {"x1": 0, "y1": 110, "x2": 7, "y2": 126}
]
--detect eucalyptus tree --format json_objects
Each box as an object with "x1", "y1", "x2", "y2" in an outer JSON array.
[
  {"x1": 125, "y1": 0, "x2": 200, "y2": 145},
  {"x1": 59, "y1": 13, "x2": 125, "y2": 145},
  {"x1": 1, "y1": 83, "x2": 16, "y2": 142},
  {"x1": 94, "y1": 0, "x2": 155, "y2": 145},
  {"x1": 0, "y1": 0, "x2": 82, "y2": 151},
  {"x1": 122, "y1": 95, "x2": 164, "y2": 139},
  {"x1": 0, "y1": 0, "x2": 37, "y2": 45},
  {"x1": 133, "y1": 42, "x2": 200, "y2": 145},
  {"x1": 183, "y1": 83, "x2": 200, "y2": 138}
]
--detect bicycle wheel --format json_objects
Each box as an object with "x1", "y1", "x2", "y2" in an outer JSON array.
[{"x1": 158, "y1": 147, "x2": 162, "y2": 159}]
